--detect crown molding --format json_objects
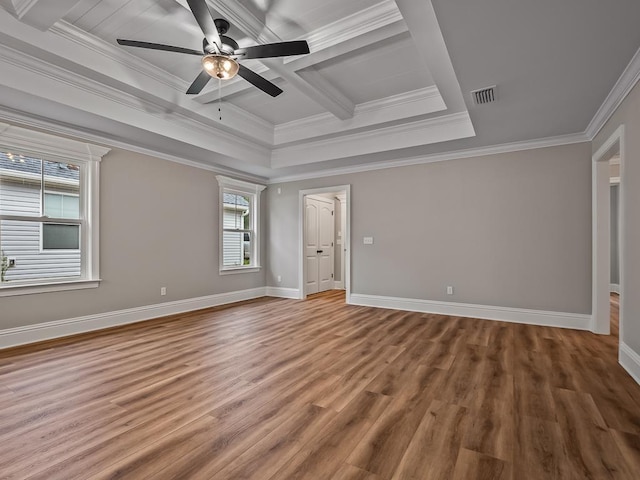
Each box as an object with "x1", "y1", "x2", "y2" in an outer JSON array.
[
  {"x1": 274, "y1": 87, "x2": 444, "y2": 146},
  {"x1": 271, "y1": 111, "x2": 475, "y2": 168},
  {"x1": 585, "y1": 45, "x2": 640, "y2": 140},
  {"x1": 290, "y1": 0, "x2": 403, "y2": 59},
  {"x1": 51, "y1": 22, "x2": 187, "y2": 91},
  {"x1": 268, "y1": 132, "x2": 589, "y2": 184},
  {"x1": 0, "y1": 106, "x2": 268, "y2": 183}
]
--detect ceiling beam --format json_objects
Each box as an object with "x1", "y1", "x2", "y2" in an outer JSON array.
[
  {"x1": 1, "y1": 0, "x2": 84, "y2": 31},
  {"x1": 394, "y1": 0, "x2": 467, "y2": 113},
  {"x1": 267, "y1": 61, "x2": 354, "y2": 120}
]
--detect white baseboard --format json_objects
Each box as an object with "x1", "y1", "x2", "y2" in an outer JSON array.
[
  {"x1": 334, "y1": 281, "x2": 345, "y2": 290},
  {"x1": 0, "y1": 287, "x2": 267, "y2": 350},
  {"x1": 265, "y1": 287, "x2": 301, "y2": 299},
  {"x1": 610, "y1": 283, "x2": 621, "y2": 294},
  {"x1": 620, "y1": 342, "x2": 640, "y2": 386},
  {"x1": 349, "y1": 293, "x2": 591, "y2": 330}
]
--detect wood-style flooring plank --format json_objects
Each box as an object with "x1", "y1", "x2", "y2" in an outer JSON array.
[{"x1": 0, "y1": 291, "x2": 635, "y2": 479}]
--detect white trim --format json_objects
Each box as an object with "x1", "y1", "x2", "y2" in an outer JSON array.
[
  {"x1": 271, "y1": 112, "x2": 475, "y2": 168},
  {"x1": 336, "y1": 193, "x2": 347, "y2": 291},
  {"x1": 0, "y1": 121, "x2": 110, "y2": 163},
  {"x1": 586, "y1": 46, "x2": 640, "y2": 139},
  {"x1": 297, "y1": 0, "x2": 402, "y2": 58},
  {"x1": 610, "y1": 284, "x2": 621, "y2": 294},
  {"x1": 298, "y1": 185, "x2": 351, "y2": 302},
  {"x1": 215, "y1": 175, "x2": 266, "y2": 193},
  {"x1": 619, "y1": 343, "x2": 640, "y2": 386},
  {"x1": 0, "y1": 287, "x2": 267, "y2": 350},
  {"x1": 273, "y1": 87, "x2": 445, "y2": 146},
  {"x1": 591, "y1": 125, "x2": 625, "y2": 335},
  {"x1": 610, "y1": 176, "x2": 621, "y2": 185},
  {"x1": 0, "y1": 107, "x2": 268, "y2": 185},
  {"x1": 268, "y1": 133, "x2": 589, "y2": 183},
  {"x1": 349, "y1": 293, "x2": 591, "y2": 330},
  {"x1": 334, "y1": 281, "x2": 345, "y2": 290},
  {"x1": 0, "y1": 279, "x2": 100, "y2": 297},
  {"x1": 216, "y1": 176, "x2": 266, "y2": 274},
  {"x1": 265, "y1": 287, "x2": 301, "y2": 299},
  {"x1": 0, "y1": 123, "x2": 105, "y2": 292},
  {"x1": 218, "y1": 267, "x2": 261, "y2": 275}
]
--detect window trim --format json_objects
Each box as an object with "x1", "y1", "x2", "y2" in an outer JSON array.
[
  {"x1": 0, "y1": 122, "x2": 110, "y2": 296},
  {"x1": 216, "y1": 175, "x2": 265, "y2": 274}
]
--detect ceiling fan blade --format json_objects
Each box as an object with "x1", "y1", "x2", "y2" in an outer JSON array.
[
  {"x1": 186, "y1": 0, "x2": 221, "y2": 50},
  {"x1": 117, "y1": 39, "x2": 202, "y2": 55},
  {"x1": 237, "y1": 64, "x2": 283, "y2": 97},
  {"x1": 234, "y1": 40, "x2": 310, "y2": 60},
  {"x1": 186, "y1": 71, "x2": 212, "y2": 95}
]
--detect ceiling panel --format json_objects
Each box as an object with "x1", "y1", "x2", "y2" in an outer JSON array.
[
  {"x1": 65, "y1": 0, "x2": 105, "y2": 24},
  {"x1": 258, "y1": 0, "x2": 376, "y2": 39},
  {"x1": 226, "y1": 80, "x2": 326, "y2": 124},
  {"x1": 311, "y1": 33, "x2": 434, "y2": 105}
]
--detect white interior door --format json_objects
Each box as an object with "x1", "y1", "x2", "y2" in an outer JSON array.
[{"x1": 304, "y1": 196, "x2": 334, "y2": 295}]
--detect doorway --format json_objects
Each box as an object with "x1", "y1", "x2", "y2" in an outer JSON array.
[
  {"x1": 592, "y1": 125, "x2": 625, "y2": 341},
  {"x1": 298, "y1": 185, "x2": 350, "y2": 301}
]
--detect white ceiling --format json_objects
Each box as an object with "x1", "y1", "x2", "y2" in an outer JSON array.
[{"x1": 0, "y1": 0, "x2": 639, "y2": 182}]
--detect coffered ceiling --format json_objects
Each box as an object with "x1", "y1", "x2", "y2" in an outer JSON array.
[{"x1": 0, "y1": 0, "x2": 639, "y2": 182}]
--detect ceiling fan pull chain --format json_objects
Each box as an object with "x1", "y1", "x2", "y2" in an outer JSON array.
[{"x1": 218, "y1": 78, "x2": 222, "y2": 121}]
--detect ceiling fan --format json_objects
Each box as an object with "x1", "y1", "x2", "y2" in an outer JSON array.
[{"x1": 116, "y1": 0, "x2": 309, "y2": 97}]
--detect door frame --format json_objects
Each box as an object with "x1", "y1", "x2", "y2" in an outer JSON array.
[
  {"x1": 591, "y1": 125, "x2": 625, "y2": 339},
  {"x1": 298, "y1": 185, "x2": 351, "y2": 301}
]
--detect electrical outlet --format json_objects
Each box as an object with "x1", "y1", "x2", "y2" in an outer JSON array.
[
  {"x1": 277, "y1": 275, "x2": 282, "y2": 283},
  {"x1": 161, "y1": 287, "x2": 167, "y2": 296},
  {"x1": 447, "y1": 286, "x2": 454, "y2": 295}
]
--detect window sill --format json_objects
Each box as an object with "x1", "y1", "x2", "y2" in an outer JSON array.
[
  {"x1": 219, "y1": 266, "x2": 261, "y2": 276},
  {"x1": 0, "y1": 278, "x2": 101, "y2": 297}
]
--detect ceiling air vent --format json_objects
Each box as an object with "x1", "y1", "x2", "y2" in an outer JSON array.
[{"x1": 471, "y1": 86, "x2": 497, "y2": 105}]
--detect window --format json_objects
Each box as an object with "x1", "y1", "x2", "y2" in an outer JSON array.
[
  {"x1": 216, "y1": 175, "x2": 265, "y2": 274},
  {"x1": 0, "y1": 123, "x2": 110, "y2": 296}
]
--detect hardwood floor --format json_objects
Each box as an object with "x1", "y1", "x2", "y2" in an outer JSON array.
[{"x1": 1, "y1": 291, "x2": 639, "y2": 479}]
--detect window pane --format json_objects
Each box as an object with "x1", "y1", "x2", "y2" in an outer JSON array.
[
  {"x1": 44, "y1": 193, "x2": 80, "y2": 219},
  {"x1": 223, "y1": 230, "x2": 244, "y2": 266},
  {"x1": 43, "y1": 223, "x2": 80, "y2": 250},
  {"x1": 44, "y1": 161, "x2": 80, "y2": 219},
  {"x1": 0, "y1": 152, "x2": 42, "y2": 216},
  {"x1": 243, "y1": 232, "x2": 252, "y2": 266},
  {"x1": 1, "y1": 219, "x2": 81, "y2": 283},
  {"x1": 222, "y1": 192, "x2": 250, "y2": 229},
  {"x1": 44, "y1": 193, "x2": 63, "y2": 218}
]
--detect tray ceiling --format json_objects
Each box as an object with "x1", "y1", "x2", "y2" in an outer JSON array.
[{"x1": 0, "y1": 0, "x2": 638, "y2": 181}]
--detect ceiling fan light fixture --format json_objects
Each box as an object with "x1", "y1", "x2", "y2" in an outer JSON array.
[{"x1": 202, "y1": 54, "x2": 239, "y2": 79}]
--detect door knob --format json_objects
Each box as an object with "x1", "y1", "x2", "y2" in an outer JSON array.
[{"x1": 317, "y1": 250, "x2": 323, "y2": 253}]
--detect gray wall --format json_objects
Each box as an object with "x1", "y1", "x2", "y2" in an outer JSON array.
[
  {"x1": 611, "y1": 184, "x2": 620, "y2": 285},
  {"x1": 594, "y1": 80, "x2": 640, "y2": 354},
  {"x1": 1, "y1": 148, "x2": 266, "y2": 329},
  {"x1": 267, "y1": 142, "x2": 593, "y2": 314}
]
